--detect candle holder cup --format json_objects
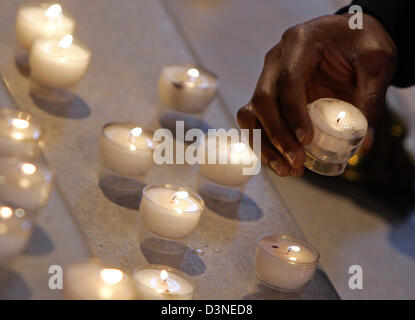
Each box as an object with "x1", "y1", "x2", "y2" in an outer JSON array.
[
  {"x1": 138, "y1": 184, "x2": 204, "y2": 254},
  {"x1": 0, "y1": 200, "x2": 34, "y2": 264},
  {"x1": 158, "y1": 64, "x2": 218, "y2": 115},
  {"x1": 304, "y1": 98, "x2": 368, "y2": 176},
  {"x1": 255, "y1": 234, "x2": 319, "y2": 292}
]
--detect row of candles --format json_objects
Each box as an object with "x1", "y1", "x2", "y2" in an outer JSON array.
[{"x1": 0, "y1": 2, "x2": 370, "y2": 299}]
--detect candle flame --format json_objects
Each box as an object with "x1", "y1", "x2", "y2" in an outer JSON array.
[
  {"x1": 12, "y1": 119, "x2": 29, "y2": 129},
  {"x1": 337, "y1": 111, "x2": 346, "y2": 123},
  {"x1": 289, "y1": 257, "x2": 297, "y2": 261},
  {"x1": 0, "y1": 207, "x2": 13, "y2": 219},
  {"x1": 160, "y1": 269, "x2": 169, "y2": 282},
  {"x1": 288, "y1": 245, "x2": 300, "y2": 253},
  {"x1": 44, "y1": 4, "x2": 62, "y2": 19},
  {"x1": 100, "y1": 268, "x2": 124, "y2": 285},
  {"x1": 19, "y1": 162, "x2": 37, "y2": 175},
  {"x1": 130, "y1": 127, "x2": 143, "y2": 137},
  {"x1": 59, "y1": 35, "x2": 73, "y2": 49},
  {"x1": 172, "y1": 191, "x2": 189, "y2": 201},
  {"x1": 232, "y1": 142, "x2": 247, "y2": 153},
  {"x1": 187, "y1": 68, "x2": 200, "y2": 79}
]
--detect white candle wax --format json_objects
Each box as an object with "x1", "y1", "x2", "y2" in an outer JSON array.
[
  {"x1": 139, "y1": 185, "x2": 204, "y2": 239},
  {"x1": 0, "y1": 109, "x2": 43, "y2": 158},
  {"x1": 199, "y1": 134, "x2": 260, "y2": 187},
  {"x1": 64, "y1": 262, "x2": 136, "y2": 300},
  {"x1": 100, "y1": 123, "x2": 155, "y2": 177},
  {"x1": 158, "y1": 65, "x2": 218, "y2": 113},
  {"x1": 0, "y1": 203, "x2": 33, "y2": 263},
  {"x1": 255, "y1": 234, "x2": 319, "y2": 291},
  {"x1": 0, "y1": 157, "x2": 52, "y2": 213},
  {"x1": 133, "y1": 265, "x2": 194, "y2": 300},
  {"x1": 16, "y1": 3, "x2": 75, "y2": 50},
  {"x1": 30, "y1": 35, "x2": 91, "y2": 88}
]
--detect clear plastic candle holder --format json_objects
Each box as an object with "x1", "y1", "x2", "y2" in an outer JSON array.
[
  {"x1": 139, "y1": 184, "x2": 204, "y2": 254},
  {"x1": 255, "y1": 234, "x2": 319, "y2": 292},
  {"x1": 0, "y1": 201, "x2": 34, "y2": 264},
  {"x1": 133, "y1": 264, "x2": 194, "y2": 300},
  {"x1": 0, "y1": 109, "x2": 43, "y2": 158},
  {"x1": 198, "y1": 132, "x2": 260, "y2": 203},
  {"x1": 30, "y1": 35, "x2": 91, "y2": 101},
  {"x1": 16, "y1": 3, "x2": 75, "y2": 51},
  {"x1": 304, "y1": 98, "x2": 368, "y2": 176},
  {"x1": 64, "y1": 260, "x2": 136, "y2": 300},
  {"x1": 158, "y1": 64, "x2": 218, "y2": 114},
  {"x1": 15, "y1": 3, "x2": 75, "y2": 73},
  {"x1": 0, "y1": 157, "x2": 52, "y2": 215},
  {"x1": 99, "y1": 122, "x2": 156, "y2": 179}
]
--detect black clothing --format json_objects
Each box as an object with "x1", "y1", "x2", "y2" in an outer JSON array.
[{"x1": 338, "y1": 0, "x2": 415, "y2": 88}]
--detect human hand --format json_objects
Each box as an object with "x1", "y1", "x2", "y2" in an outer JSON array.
[{"x1": 238, "y1": 14, "x2": 397, "y2": 177}]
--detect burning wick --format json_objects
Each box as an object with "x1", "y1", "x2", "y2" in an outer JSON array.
[
  {"x1": 159, "y1": 269, "x2": 170, "y2": 293},
  {"x1": 171, "y1": 191, "x2": 189, "y2": 201},
  {"x1": 287, "y1": 245, "x2": 300, "y2": 253},
  {"x1": 337, "y1": 111, "x2": 346, "y2": 124}
]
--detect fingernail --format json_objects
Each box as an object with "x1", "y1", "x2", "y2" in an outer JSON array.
[
  {"x1": 296, "y1": 128, "x2": 306, "y2": 144},
  {"x1": 286, "y1": 152, "x2": 297, "y2": 166}
]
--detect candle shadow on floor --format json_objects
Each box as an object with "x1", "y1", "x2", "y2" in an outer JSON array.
[
  {"x1": 0, "y1": 266, "x2": 31, "y2": 300},
  {"x1": 15, "y1": 53, "x2": 30, "y2": 78},
  {"x1": 140, "y1": 240, "x2": 206, "y2": 276},
  {"x1": 158, "y1": 112, "x2": 212, "y2": 138},
  {"x1": 25, "y1": 225, "x2": 54, "y2": 255},
  {"x1": 98, "y1": 169, "x2": 145, "y2": 211},
  {"x1": 200, "y1": 190, "x2": 263, "y2": 222},
  {"x1": 243, "y1": 269, "x2": 339, "y2": 300},
  {"x1": 30, "y1": 91, "x2": 91, "y2": 119}
]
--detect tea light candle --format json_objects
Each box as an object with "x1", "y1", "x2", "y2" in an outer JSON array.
[
  {"x1": 255, "y1": 234, "x2": 319, "y2": 291},
  {"x1": 99, "y1": 122, "x2": 155, "y2": 177},
  {"x1": 199, "y1": 133, "x2": 260, "y2": 187},
  {"x1": 0, "y1": 202, "x2": 33, "y2": 262},
  {"x1": 304, "y1": 98, "x2": 368, "y2": 176},
  {"x1": 0, "y1": 109, "x2": 43, "y2": 158},
  {"x1": 30, "y1": 34, "x2": 91, "y2": 89},
  {"x1": 16, "y1": 3, "x2": 75, "y2": 50},
  {"x1": 133, "y1": 265, "x2": 194, "y2": 300},
  {"x1": 139, "y1": 185, "x2": 204, "y2": 239},
  {"x1": 64, "y1": 261, "x2": 136, "y2": 300},
  {"x1": 158, "y1": 65, "x2": 218, "y2": 113},
  {"x1": 0, "y1": 157, "x2": 52, "y2": 213}
]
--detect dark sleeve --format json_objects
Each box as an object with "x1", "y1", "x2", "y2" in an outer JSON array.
[{"x1": 337, "y1": 0, "x2": 415, "y2": 88}]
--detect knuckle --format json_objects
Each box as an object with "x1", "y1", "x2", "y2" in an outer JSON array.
[{"x1": 282, "y1": 25, "x2": 306, "y2": 43}]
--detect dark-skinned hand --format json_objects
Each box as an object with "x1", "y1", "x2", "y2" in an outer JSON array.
[{"x1": 237, "y1": 13, "x2": 397, "y2": 177}]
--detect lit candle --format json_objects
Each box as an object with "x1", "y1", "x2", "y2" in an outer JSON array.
[
  {"x1": 199, "y1": 133, "x2": 260, "y2": 187},
  {"x1": 0, "y1": 202, "x2": 33, "y2": 262},
  {"x1": 99, "y1": 122, "x2": 155, "y2": 177},
  {"x1": 64, "y1": 261, "x2": 136, "y2": 300},
  {"x1": 133, "y1": 265, "x2": 194, "y2": 300},
  {"x1": 30, "y1": 34, "x2": 91, "y2": 89},
  {"x1": 0, "y1": 109, "x2": 43, "y2": 158},
  {"x1": 158, "y1": 65, "x2": 218, "y2": 113},
  {"x1": 305, "y1": 98, "x2": 368, "y2": 176},
  {"x1": 255, "y1": 234, "x2": 319, "y2": 291},
  {"x1": 0, "y1": 157, "x2": 52, "y2": 213},
  {"x1": 16, "y1": 3, "x2": 75, "y2": 51},
  {"x1": 139, "y1": 184, "x2": 204, "y2": 239}
]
